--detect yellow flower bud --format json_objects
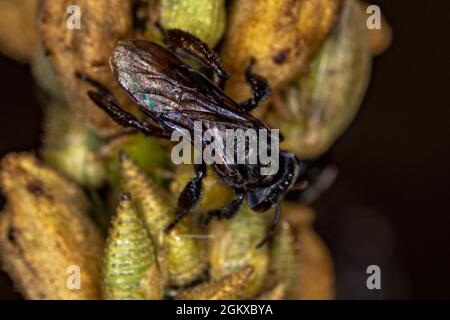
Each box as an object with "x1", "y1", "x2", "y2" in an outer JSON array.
[
  {"x1": 103, "y1": 193, "x2": 161, "y2": 300},
  {"x1": 120, "y1": 153, "x2": 206, "y2": 286},
  {"x1": 159, "y1": 0, "x2": 226, "y2": 47},
  {"x1": 208, "y1": 205, "x2": 269, "y2": 298},
  {"x1": 170, "y1": 164, "x2": 234, "y2": 213}
]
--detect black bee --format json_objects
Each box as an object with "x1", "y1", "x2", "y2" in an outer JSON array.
[{"x1": 80, "y1": 29, "x2": 307, "y2": 245}]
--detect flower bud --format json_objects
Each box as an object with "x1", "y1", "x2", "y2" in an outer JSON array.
[
  {"x1": 103, "y1": 193, "x2": 162, "y2": 299},
  {"x1": 120, "y1": 153, "x2": 206, "y2": 286},
  {"x1": 221, "y1": 0, "x2": 342, "y2": 101},
  {"x1": 176, "y1": 266, "x2": 253, "y2": 300},
  {"x1": 158, "y1": 0, "x2": 226, "y2": 47},
  {"x1": 268, "y1": 220, "x2": 299, "y2": 299},
  {"x1": 208, "y1": 205, "x2": 269, "y2": 298}
]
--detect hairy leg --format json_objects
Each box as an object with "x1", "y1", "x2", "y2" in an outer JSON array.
[
  {"x1": 201, "y1": 189, "x2": 245, "y2": 227},
  {"x1": 240, "y1": 58, "x2": 271, "y2": 112},
  {"x1": 165, "y1": 163, "x2": 208, "y2": 231},
  {"x1": 78, "y1": 73, "x2": 170, "y2": 139}
]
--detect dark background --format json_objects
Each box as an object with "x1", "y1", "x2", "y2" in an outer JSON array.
[{"x1": 0, "y1": 0, "x2": 449, "y2": 299}]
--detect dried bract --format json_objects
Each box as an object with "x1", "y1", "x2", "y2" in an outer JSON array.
[
  {"x1": 176, "y1": 266, "x2": 253, "y2": 300},
  {"x1": 120, "y1": 153, "x2": 206, "y2": 286},
  {"x1": 42, "y1": 101, "x2": 106, "y2": 187},
  {"x1": 0, "y1": 153, "x2": 103, "y2": 299},
  {"x1": 221, "y1": 0, "x2": 342, "y2": 101},
  {"x1": 39, "y1": 0, "x2": 135, "y2": 135},
  {"x1": 170, "y1": 165, "x2": 234, "y2": 213},
  {"x1": 258, "y1": 283, "x2": 286, "y2": 300}
]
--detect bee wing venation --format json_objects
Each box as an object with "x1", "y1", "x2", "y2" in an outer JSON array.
[{"x1": 111, "y1": 40, "x2": 268, "y2": 131}]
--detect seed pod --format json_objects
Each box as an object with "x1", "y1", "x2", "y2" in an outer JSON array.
[
  {"x1": 39, "y1": 0, "x2": 135, "y2": 135},
  {"x1": 284, "y1": 203, "x2": 335, "y2": 300},
  {"x1": 103, "y1": 193, "x2": 161, "y2": 300},
  {"x1": 221, "y1": 0, "x2": 342, "y2": 101},
  {"x1": 120, "y1": 153, "x2": 206, "y2": 286},
  {"x1": 0, "y1": 153, "x2": 103, "y2": 299},
  {"x1": 0, "y1": 0, "x2": 39, "y2": 63},
  {"x1": 158, "y1": 0, "x2": 226, "y2": 48},
  {"x1": 176, "y1": 266, "x2": 253, "y2": 300},
  {"x1": 208, "y1": 205, "x2": 269, "y2": 298},
  {"x1": 42, "y1": 101, "x2": 106, "y2": 188},
  {"x1": 267, "y1": 0, "x2": 372, "y2": 159},
  {"x1": 258, "y1": 283, "x2": 286, "y2": 300},
  {"x1": 170, "y1": 164, "x2": 234, "y2": 213},
  {"x1": 268, "y1": 220, "x2": 299, "y2": 299}
]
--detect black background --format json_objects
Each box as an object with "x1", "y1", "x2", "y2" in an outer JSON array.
[{"x1": 0, "y1": 0, "x2": 449, "y2": 299}]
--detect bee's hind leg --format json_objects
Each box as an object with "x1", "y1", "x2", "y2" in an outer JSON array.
[
  {"x1": 166, "y1": 163, "x2": 207, "y2": 231},
  {"x1": 240, "y1": 58, "x2": 271, "y2": 113}
]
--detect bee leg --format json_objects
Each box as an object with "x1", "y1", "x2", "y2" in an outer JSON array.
[
  {"x1": 240, "y1": 58, "x2": 271, "y2": 113},
  {"x1": 201, "y1": 190, "x2": 245, "y2": 227},
  {"x1": 161, "y1": 28, "x2": 229, "y2": 90},
  {"x1": 77, "y1": 73, "x2": 170, "y2": 139},
  {"x1": 166, "y1": 163, "x2": 207, "y2": 231},
  {"x1": 256, "y1": 204, "x2": 281, "y2": 248}
]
